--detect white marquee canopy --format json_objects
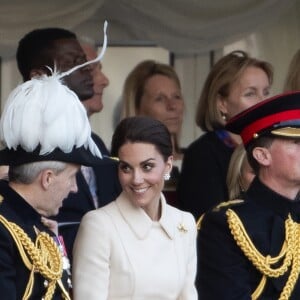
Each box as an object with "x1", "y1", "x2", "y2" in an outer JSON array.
[{"x1": 0, "y1": 0, "x2": 297, "y2": 58}]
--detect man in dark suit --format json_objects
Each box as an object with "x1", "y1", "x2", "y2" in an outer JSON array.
[
  {"x1": 16, "y1": 28, "x2": 121, "y2": 260},
  {"x1": 197, "y1": 92, "x2": 300, "y2": 299}
]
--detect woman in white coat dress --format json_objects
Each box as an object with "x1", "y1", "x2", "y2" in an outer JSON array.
[{"x1": 72, "y1": 116, "x2": 198, "y2": 300}]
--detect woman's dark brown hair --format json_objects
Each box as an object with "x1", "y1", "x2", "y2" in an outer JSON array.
[{"x1": 111, "y1": 116, "x2": 172, "y2": 162}]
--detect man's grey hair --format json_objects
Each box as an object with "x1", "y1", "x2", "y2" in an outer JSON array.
[{"x1": 9, "y1": 161, "x2": 67, "y2": 184}]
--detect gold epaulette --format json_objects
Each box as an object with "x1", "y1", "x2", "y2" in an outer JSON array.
[
  {"x1": 226, "y1": 209, "x2": 300, "y2": 300},
  {"x1": 196, "y1": 199, "x2": 244, "y2": 231},
  {"x1": 213, "y1": 199, "x2": 244, "y2": 212}
]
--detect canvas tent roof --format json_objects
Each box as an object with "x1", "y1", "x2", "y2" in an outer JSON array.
[{"x1": 0, "y1": 0, "x2": 297, "y2": 58}]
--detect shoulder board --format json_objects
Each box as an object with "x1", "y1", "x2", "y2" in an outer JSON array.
[
  {"x1": 196, "y1": 199, "x2": 244, "y2": 231},
  {"x1": 212, "y1": 199, "x2": 244, "y2": 212}
]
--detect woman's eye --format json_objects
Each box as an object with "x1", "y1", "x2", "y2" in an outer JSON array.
[
  {"x1": 173, "y1": 94, "x2": 182, "y2": 100},
  {"x1": 245, "y1": 91, "x2": 255, "y2": 97},
  {"x1": 155, "y1": 95, "x2": 164, "y2": 102},
  {"x1": 142, "y1": 164, "x2": 153, "y2": 171},
  {"x1": 119, "y1": 164, "x2": 131, "y2": 173}
]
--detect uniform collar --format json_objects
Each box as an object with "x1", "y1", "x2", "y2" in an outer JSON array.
[
  {"x1": 0, "y1": 180, "x2": 43, "y2": 226},
  {"x1": 115, "y1": 192, "x2": 175, "y2": 239},
  {"x1": 246, "y1": 177, "x2": 300, "y2": 221}
]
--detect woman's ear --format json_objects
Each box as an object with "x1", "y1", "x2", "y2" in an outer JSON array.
[
  {"x1": 216, "y1": 94, "x2": 228, "y2": 122},
  {"x1": 165, "y1": 155, "x2": 173, "y2": 174},
  {"x1": 216, "y1": 94, "x2": 227, "y2": 115},
  {"x1": 252, "y1": 147, "x2": 271, "y2": 166}
]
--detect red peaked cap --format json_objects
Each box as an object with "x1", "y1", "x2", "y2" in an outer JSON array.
[{"x1": 225, "y1": 91, "x2": 300, "y2": 146}]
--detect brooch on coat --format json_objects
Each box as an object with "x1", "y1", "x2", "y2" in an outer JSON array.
[{"x1": 177, "y1": 222, "x2": 188, "y2": 233}]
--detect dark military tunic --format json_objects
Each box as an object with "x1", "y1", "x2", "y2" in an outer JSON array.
[
  {"x1": 197, "y1": 177, "x2": 300, "y2": 299},
  {"x1": 0, "y1": 180, "x2": 70, "y2": 299}
]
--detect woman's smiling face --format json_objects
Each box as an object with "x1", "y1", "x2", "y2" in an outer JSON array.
[{"x1": 117, "y1": 142, "x2": 172, "y2": 212}]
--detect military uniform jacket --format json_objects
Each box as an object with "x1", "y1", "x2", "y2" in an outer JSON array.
[
  {"x1": 197, "y1": 177, "x2": 300, "y2": 299},
  {"x1": 0, "y1": 180, "x2": 70, "y2": 300},
  {"x1": 72, "y1": 192, "x2": 198, "y2": 300}
]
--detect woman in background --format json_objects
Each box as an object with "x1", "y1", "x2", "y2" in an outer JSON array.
[
  {"x1": 178, "y1": 50, "x2": 273, "y2": 219},
  {"x1": 226, "y1": 144, "x2": 255, "y2": 200},
  {"x1": 72, "y1": 116, "x2": 197, "y2": 300},
  {"x1": 120, "y1": 60, "x2": 184, "y2": 207}
]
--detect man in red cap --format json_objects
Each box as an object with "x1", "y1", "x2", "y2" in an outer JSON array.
[{"x1": 197, "y1": 91, "x2": 300, "y2": 299}]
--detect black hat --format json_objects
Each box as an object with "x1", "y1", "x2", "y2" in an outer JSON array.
[
  {"x1": 0, "y1": 145, "x2": 116, "y2": 167},
  {"x1": 226, "y1": 91, "x2": 300, "y2": 146}
]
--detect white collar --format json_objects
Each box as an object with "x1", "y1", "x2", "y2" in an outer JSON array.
[{"x1": 115, "y1": 192, "x2": 175, "y2": 240}]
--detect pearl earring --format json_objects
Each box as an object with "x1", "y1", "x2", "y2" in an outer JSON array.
[
  {"x1": 164, "y1": 173, "x2": 170, "y2": 181},
  {"x1": 221, "y1": 113, "x2": 227, "y2": 121}
]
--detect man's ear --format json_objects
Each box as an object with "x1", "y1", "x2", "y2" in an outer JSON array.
[
  {"x1": 29, "y1": 68, "x2": 47, "y2": 79},
  {"x1": 252, "y1": 147, "x2": 271, "y2": 166},
  {"x1": 40, "y1": 169, "x2": 54, "y2": 190}
]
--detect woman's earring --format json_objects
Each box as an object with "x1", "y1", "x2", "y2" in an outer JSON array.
[
  {"x1": 221, "y1": 112, "x2": 227, "y2": 121},
  {"x1": 164, "y1": 173, "x2": 171, "y2": 181}
]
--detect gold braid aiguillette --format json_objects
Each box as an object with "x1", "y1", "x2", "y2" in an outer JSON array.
[
  {"x1": 226, "y1": 209, "x2": 300, "y2": 300},
  {"x1": 0, "y1": 215, "x2": 70, "y2": 300}
]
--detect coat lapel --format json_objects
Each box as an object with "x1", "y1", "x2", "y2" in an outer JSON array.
[{"x1": 115, "y1": 192, "x2": 175, "y2": 240}]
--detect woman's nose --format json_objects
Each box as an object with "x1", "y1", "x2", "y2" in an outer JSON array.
[{"x1": 132, "y1": 170, "x2": 144, "y2": 184}]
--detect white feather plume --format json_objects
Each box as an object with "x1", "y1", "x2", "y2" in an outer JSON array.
[{"x1": 0, "y1": 74, "x2": 102, "y2": 158}]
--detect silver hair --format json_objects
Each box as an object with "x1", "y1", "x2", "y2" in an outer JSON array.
[{"x1": 9, "y1": 161, "x2": 67, "y2": 184}]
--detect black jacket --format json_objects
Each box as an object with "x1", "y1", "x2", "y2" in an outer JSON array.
[
  {"x1": 0, "y1": 180, "x2": 70, "y2": 299},
  {"x1": 55, "y1": 133, "x2": 121, "y2": 260},
  {"x1": 197, "y1": 177, "x2": 300, "y2": 299},
  {"x1": 177, "y1": 131, "x2": 234, "y2": 219}
]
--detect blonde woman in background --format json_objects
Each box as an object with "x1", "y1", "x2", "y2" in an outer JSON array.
[
  {"x1": 178, "y1": 50, "x2": 273, "y2": 219},
  {"x1": 284, "y1": 49, "x2": 300, "y2": 91},
  {"x1": 120, "y1": 60, "x2": 184, "y2": 207},
  {"x1": 226, "y1": 144, "x2": 255, "y2": 200}
]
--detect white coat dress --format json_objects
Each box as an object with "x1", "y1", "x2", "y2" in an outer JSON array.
[{"x1": 72, "y1": 192, "x2": 198, "y2": 300}]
